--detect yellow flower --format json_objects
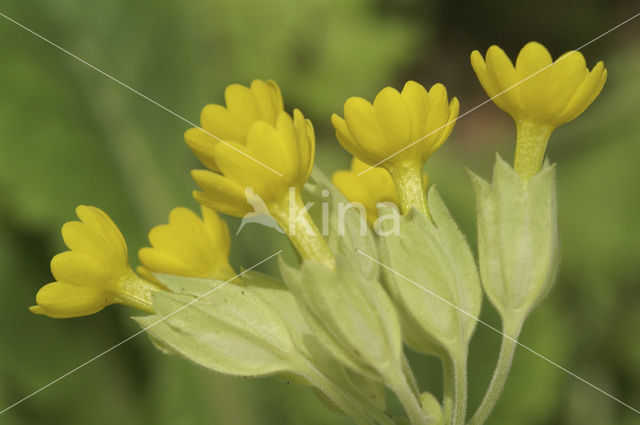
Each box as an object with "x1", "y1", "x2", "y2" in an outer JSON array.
[
  {"x1": 471, "y1": 41, "x2": 607, "y2": 181},
  {"x1": 30, "y1": 206, "x2": 160, "y2": 318},
  {"x1": 331, "y1": 81, "x2": 457, "y2": 215},
  {"x1": 137, "y1": 206, "x2": 236, "y2": 282},
  {"x1": 471, "y1": 42, "x2": 606, "y2": 126},
  {"x1": 188, "y1": 80, "x2": 332, "y2": 267},
  {"x1": 333, "y1": 158, "x2": 428, "y2": 225},
  {"x1": 184, "y1": 79, "x2": 284, "y2": 171},
  {"x1": 191, "y1": 108, "x2": 315, "y2": 216},
  {"x1": 331, "y1": 81, "x2": 459, "y2": 169}
]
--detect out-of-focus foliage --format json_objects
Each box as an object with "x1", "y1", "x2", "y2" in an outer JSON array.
[
  {"x1": 1, "y1": 0, "x2": 639, "y2": 424},
  {"x1": 0, "y1": 1, "x2": 416, "y2": 424}
]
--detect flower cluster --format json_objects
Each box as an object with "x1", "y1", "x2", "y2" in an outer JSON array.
[{"x1": 31, "y1": 42, "x2": 606, "y2": 425}]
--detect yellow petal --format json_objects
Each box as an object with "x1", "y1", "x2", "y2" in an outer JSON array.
[
  {"x1": 146, "y1": 207, "x2": 231, "y2": 278},
  {"x1": 343, "y1": 97, "x2": 389, "y2": 162},
  {"x1": 560, "y1": 61, "x2": 607, "y2": 123},
  {"x1": 138, "y1": 247, "x2": 195, "y2": 276},
  {"x1": 214, "y1": 136, "x2": 279, "y2": 191},
  {"x1": 76, "y1": 206, "x2": 127, "y2": 257},
  {"x1": 200, "y1": 104, "x2": 246, "y2": 143},
  {"x1": 191, "y1": 170, "x2": 251, "y2": 217},
  {"x1": 33, "y1": 282, "x2": 109, "y2": 318},
  {"x1": 201, "y1": 206, "x2": 231, "y2": 256},
  {"x1": 250, "y1": 79, "x2": 283, "y2": 124},
  {"x1": 400, "y1": 81, "x2": 430, "y2": 141},
  {"x1": 50, "y1": 251, "x2": 115, "y2": 288},
  {"x1": 515, "y1": 42, "x2": 554, "y2": 118},
  {"x1": 332, "y1": 157, "x2": 402, "y2": 225},
  {"x1": 430, "y1": 97, "x2": 460, "y2": 157},
  {"x1": 147, "y1": 209, "x2": 207, "y2": 260},
  {"x1": 373, "y1": 87, "x2": 411, "y2": 153},
  {"x1": 61, "y1": 206, "x2": 128, "y2": 269},
  {"x1": 184, "y1": 127, "x2": 220, "y2": 171},
  {"x1": 419, "y1": 84, "x2": 452, "y2": 153},
  {"x1": 331, "y1": 113, "x2": 359, "y2": 159},
  {"x1": 538, "y1": 50, "x2": 588, "y2": 122},
  {"x1": 332, "y1": 170, "x2": 377, "y2": 223},
  {"x1": 136, "y1": 265, "x2": 160, "y2": 284},
  {"x1": 484, "y1": 45, "x2": 522, "y2": 113},
  {"x1": 471, "y1": 49, "x2": 500, "y2": 99},
  {"x1": 224, "y1": 84, "x2": 260, "y2": 128},
  {"x1": 294, "y1": 109, "x2": 315, "y2": 181},
  {"x1": 273, "y1": 112, "x2": 301, "y2": 180}
]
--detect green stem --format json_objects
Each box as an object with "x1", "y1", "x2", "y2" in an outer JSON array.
[
  {"x1": 271, "y1": 190, "x2": 334, "y2": 269},
  {"x1": 388, "y1": 371, "x2": 428, "y2": 425},
  {"x1": 451, "y1": 355, "x2": 468, "y2": 425},
  {"x1": 388, "y1": 160, "x2": 428, "y2": 216},
  {"x1": 513, "y1": 120, "x2": 553, "y2": 183},
  {"x1": 442, "y1": 356, "x2": 454, "y2": 424},
  {"x1": 467, "y1": 320, "x2": 523, "y2": 425},
  {"x1": 402, "y1": 353, "x2": 420, "y2": 398}
]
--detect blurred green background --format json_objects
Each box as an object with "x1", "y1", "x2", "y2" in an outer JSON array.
[{"x1": 1, "y1": 1, "x2": 639, "y2": 424}]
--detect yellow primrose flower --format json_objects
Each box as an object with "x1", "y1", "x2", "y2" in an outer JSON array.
[
  {"x1": 184, "y1": 79, "x2": 284, "y2": 171},
  {"x1": 189, "y1": 80, "x2": 332, "y2": 267},
  {"x1": 191, "y1": 108, "x2": 315, "y2": 217},
  {"x1": 331, "y1": 81, "x2": 458, "y2": 215},
  {"x1": 332, "y1": 81, "x2": 459, "y2": 168},
  {"x1": 137, "y1": 206, "x2": 236, "y2": 282},
  {"x1": 30, "y1": 206, "x2": 161, "y2": 319},
  {"x1": 471, "y1": 41, "x2": 607, "y2": 181},
  {"x1": 332, "y1": 158, "x2": 428, "y2": 225}
]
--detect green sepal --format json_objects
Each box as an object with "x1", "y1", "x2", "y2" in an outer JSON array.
[
  {"x1": 244, "y1": 271, "x2": 391, "y2": 424},
  {"x1": 419, "y1": 391, "x2": 444, "y2": 425},
  {"x1": 280, "y1": 253, "x2": 402, "y2": 381},
  {"x1": 303, "y1": 166, "x2": 379, "y2": 280},
  {"x1": 378, "y1": 187, "x2": 482, "y2": 358},
  {"x1": 469, "y1": 155, "x2": 559, "y2": 322},
  {"x1": 134, "y1": 279, "x2": 301, "y2": 377},
  {"x1": 142, "y1": 272, "x2": 391, "y2": 425}
]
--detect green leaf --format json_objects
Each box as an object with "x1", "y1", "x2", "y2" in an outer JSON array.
[
  {"x1": 469, "y1": 155, "x2": 559, "y2": 322},
  {"x1": 378, "y1": 187, "x2": 482, "y2": 358}
]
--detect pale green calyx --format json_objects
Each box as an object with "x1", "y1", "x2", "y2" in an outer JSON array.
[
  {"x1": 135, "y1": 274, "x2": 302, "y2": 377},
  {"x1": 280, "y1": 254, "x2": 403, "y2": 381},
  {"x1": 470, "y1": 155, "x2": 559, "y2": 324},
  {"x1": 377, "y1": 187, "x2": 482, "y2": 359},
  {"x1": 137, "y1": 272, "x2": 393, "y2": 425}
]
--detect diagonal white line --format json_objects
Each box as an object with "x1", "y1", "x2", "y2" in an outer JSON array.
[
  {"x1": 0, "y1": 250, "x2": 283, "y2": 415},
  {"x1": 356, "y1": 249, "x2": 640, "y2": 415},
  {"x1": 357, "y1": 11, "x2": 640, "y2": 176},
  {"x1": 0, "y1": 11, "x2": 283, "y2": 177}
]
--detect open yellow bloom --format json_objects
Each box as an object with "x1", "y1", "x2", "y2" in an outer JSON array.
[
  {"x1": 471, "y1": 41, "x2": 607, "y2": 181},
  {"x1": 332, "y1": 81, "x2": 457, "y2": 214},
  {"x1": 191, "y1": 108, "x2": 315, "y2": 216},
  {"x1": 137, "y1": 206, "x2": 236, "y2": 282},
  {"x1": 331, "y1": 81, "x2": 459, "y2": 169},
  {"x1": 30, "y1": 206, "x2": 160, "y2": 318},
  {"x1": 188, "y1": 80, "x2": 332, "y2": 267},
  {"x1": 333, "y1": 158, "x2": 428, "y2": 225},
  {"x1": 185, "y1": 79, "x2": 284, "y2": 171}
]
